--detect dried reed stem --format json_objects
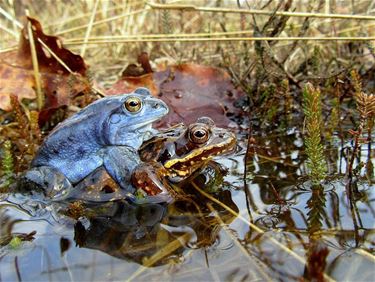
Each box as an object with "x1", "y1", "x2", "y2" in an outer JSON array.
[
  {"x1": 64, "y1": 36, "x2": 375, "y2": 45},
  {"x1": 0, "y1": 6, "x2": 22, "y2": 28},
  {"x1": 0, "y1": 24, "x2": 18, "y2": 37},
  {"x1": 37, "y1": 38, "x2": 74, "y2": 73},
  {"x1": 80, "y1": 0, "x2": 99, "y2": 58},
  {"x1": 148, "y1": 2, "x2": 375, "y2": 21},
  {"x1": 56, "y1": 8, "x2": 147, "y2": 36},
  {"x1": 26, "y1": 16, "x2": 44, "y2": 110}
]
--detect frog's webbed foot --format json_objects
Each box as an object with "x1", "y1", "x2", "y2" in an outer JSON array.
[{"x1": 16, "y1": 166, "x2": 74, "y2": 201}]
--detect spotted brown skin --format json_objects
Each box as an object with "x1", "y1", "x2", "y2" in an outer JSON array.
[{"x1": 132, "y1": 117, "x2": 236, "y2": 197}]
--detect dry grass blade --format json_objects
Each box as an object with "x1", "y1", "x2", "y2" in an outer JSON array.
[
  {"x1": 55, "y1": 9, "x2": 147, "y2": 36},
  {"x1": 45, "y1": 1, "x2": 142, "y2": 30},
  {"x1": 36, "y1": 37, "x2": 103, "y2": 96},
  {"x1": 37, "y1": 38, "x2": 74, "y2": 73},
  {"x1": 26, "y1": 15, "x2": 44, "y2": 110},
  {"x1": 191, "y1": 183, "x2": 336, "y2": 282},
  {"x1": 354, "y1": 249, "x2": 375, "y2": 262},
  {"x1": 63, "y1": 36, "x2": 375, "y2": 46},
  {"x1": 148, "y1": 2, "x2": 375, "y2": 21},
  {"x1": 0, "y1": 24, "x2": 18, "y2": 38},
  {"x1": 80, "y1": 0, "x2": 99, "y2": 58},
  {"x1": 0, "y1": 46, "x2": 17, "y2": 53},
  {"x1": 0, "y1": 6, "x2": 22, "y2": 28},
  {"x1": 64, "y1": 28, "x2": 375, "y2": 41},
  {"x1": 125, "y1": 233, "x2": 191, "y2": 281}
]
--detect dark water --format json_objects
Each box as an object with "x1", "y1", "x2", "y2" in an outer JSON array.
[{"x1": 0, "y1": 128, "x2": 374, "y2": 281}]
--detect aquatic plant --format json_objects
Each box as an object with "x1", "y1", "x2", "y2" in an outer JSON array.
[
  {"x1": 281, "y1": 79, "x2": 292, "y2": 126},
  {"x1": 348, "y1": 70, "x2": 375, "y2": 178},
  {"x1": 302, "y1": 83, "x2": 327, "y2": 186},
  {"x1": 9, "y1": 96, "x2": 29, "y2": 140},
  {"x1": 326, "y1": 84, "x2": 340, "y2": 142},
  {"x1": 29, "y1": 111, "x2": 41, "y2": 142},
  {"x1": 1, "y1": 140, "x2": 14, "y2": 191},
  {"x1": 161, "y1": 5, "x2": 173, "y2": 34},
  {"x1": 306, "y1": 184, "x2": 326, "y2": 235}
]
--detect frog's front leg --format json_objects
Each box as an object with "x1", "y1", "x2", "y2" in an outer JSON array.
[
  {"x1": 102, "y1": 146, "x2": 140, "y2": 193},
  {"x1": 103, "y1": 147, "x2": 173, "y2": 204},
  {"x1": 131, "y1": 162, "x2": 174, "y2": 203},
  {"x1": 17, "y1": 166, "x2": 74, "y2": 200}
]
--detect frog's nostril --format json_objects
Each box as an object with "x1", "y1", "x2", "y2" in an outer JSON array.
[{"x1": 153, "y1": 103, "x2": 160, "y2": 109}]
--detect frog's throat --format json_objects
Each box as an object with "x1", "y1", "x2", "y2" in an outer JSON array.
[
  {"x1": 135, "y1": 116, "x2": 161, "y2": 129},
  {"x1": 163, "y1": 135, "x2": 236, "y2": 170}
]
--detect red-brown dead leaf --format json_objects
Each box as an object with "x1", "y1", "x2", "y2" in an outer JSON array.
[
  {"x1": 107, "y1": 63, "x2": 245, "y2": 128},
  {"x1": 0, "y1": 17, "x2": 89, "y2": 111}
]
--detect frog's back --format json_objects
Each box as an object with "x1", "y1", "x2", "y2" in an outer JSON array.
[{"x1": 31, "y1": 97, "x2": 118, "y2": 182}]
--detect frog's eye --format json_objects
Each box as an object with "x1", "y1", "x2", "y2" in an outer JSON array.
[
  {"x1": 189, "y1": 126, "x2": 210, "y2": 144},
  {"x1": 124, "y1": 96, "x2": 142, "y2": 113}
]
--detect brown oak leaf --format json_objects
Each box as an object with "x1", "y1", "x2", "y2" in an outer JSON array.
[
  {"x1": 0, "y1": 17, "x2": 88, "y2": 111},
  {"x1": 107, "y1": 63, "x2": 245, "y2": 128}
]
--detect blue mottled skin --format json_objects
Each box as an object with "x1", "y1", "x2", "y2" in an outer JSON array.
[{"x1": 27, "y1": 88, "x2": 168, "y2": 199}]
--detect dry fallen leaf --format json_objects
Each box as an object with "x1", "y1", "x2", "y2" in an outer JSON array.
[
  {"x1": 107, "y1": 62, "x2": 245, "y2": 128},
  {"x1": 0, "y1": 17, "x2": 89, "y2": 111}
]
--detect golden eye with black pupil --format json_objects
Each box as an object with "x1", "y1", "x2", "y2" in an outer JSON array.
[
  {"x1": 189, "y1": 126, "x2": 209, "y2": 144},
  {"x1": 124, "y1": 97, "x2": 142, "y2": 113}
]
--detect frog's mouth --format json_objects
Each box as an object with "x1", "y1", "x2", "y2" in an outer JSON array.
[{"x1": 164, "y1": 133, "x2": 237, "y2": 177}]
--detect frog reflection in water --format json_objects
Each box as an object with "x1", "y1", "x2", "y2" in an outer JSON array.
[
  {"x1": 132, "y1": 117, "x2": 237, "y2": 199},
  {"x1": 22, "y1": 88, "x2": 169, "y2": 199}
]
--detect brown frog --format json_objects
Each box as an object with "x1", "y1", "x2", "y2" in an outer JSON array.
[{"x1": 131, "y1": 117, "x2": 237, "y2": 199}]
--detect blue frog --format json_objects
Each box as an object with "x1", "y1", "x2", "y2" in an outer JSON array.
[{"x1": 21, "y1": 88, "x2": 168, "y2": 200}]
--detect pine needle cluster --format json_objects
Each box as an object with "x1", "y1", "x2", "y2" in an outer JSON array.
[{"x1": 302, "y1": 83, "x2": 327, "y2": 186}]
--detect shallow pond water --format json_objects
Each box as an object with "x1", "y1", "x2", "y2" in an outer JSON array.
[{"x1": 0, "y1": 128, "x2": 374, "y2": 281}]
